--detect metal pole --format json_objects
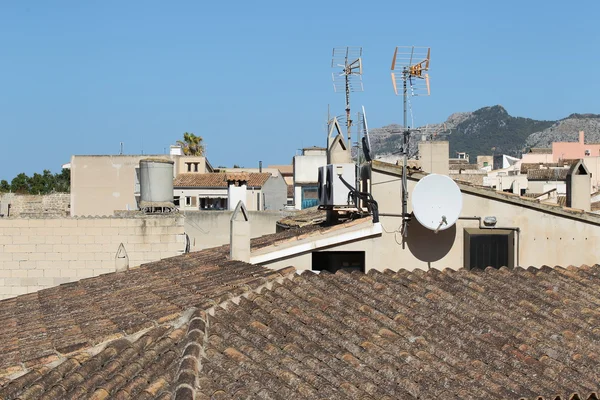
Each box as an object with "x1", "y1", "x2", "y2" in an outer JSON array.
[{"x1": 402, "y1": 68, "x2": 409, "y2": 238}]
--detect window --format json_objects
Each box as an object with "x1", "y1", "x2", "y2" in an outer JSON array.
[
  {"x1": 483, "y1": 161, "x2": 488, "y2": 167},
  {"x1": 185, "y1": 196, "x2": 192, "y2": 206},
  {"x1": 174, "y1": 196, "x2": 180, "y2": 206},
  {"x1": 464, "y1": 229, "x2": 514, "y2": 270},
  {"x1": 193, "y1": 163, "x2": 199, "y2": 172},
  {"x1": 186, "y1": 163, "x2": 192, "y2": 172},
  {"x1": 312, "y1": 251, "x2": 365, "y2": 273}
]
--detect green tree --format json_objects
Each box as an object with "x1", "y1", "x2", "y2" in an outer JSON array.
[
  {"x1": 53, "y1": 168, "x2": 70, "y2": 193},
  {"x1": 176, "y1": 132, "x2": 205, "y2": 156},
  {"x1": 0, "y1": 180, "x2": 9, "y2": 192},
  {"x1": 29, "y1": 170, "x2": 56, "y2": 194},
  {"x1": 11, "y1": 173, "x2": 30, "y2": 194}
]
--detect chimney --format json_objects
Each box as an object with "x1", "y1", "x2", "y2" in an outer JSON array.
[
  {"x1": 566, "y1": 160, "x2": 591, "y2": 212},
  {"x1": 115, "y1": 243, "x2": 129, "y2": 272},
  {"x1": 579, "y1": 130, "x2": 585, "y2": 145},
  {"x1": 418, "y1": 141, "x2": 449, "y2": 175},
  {"x1": 259, "y1": 161, "x2": 262, "y2": 173},
  {"x1": 230, "y1": 201, "x2": 250, "y2": 262},
  {"x1": 226, "y1": 173, "x2": 248, "y2": 211}
]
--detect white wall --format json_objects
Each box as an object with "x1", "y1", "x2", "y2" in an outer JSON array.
[
  {"x1": 228, "y1": 184, "x2": 247, "y2": 210},
  {"x1": 293, "y1": 154, "x2": 327, "y2": 184}
]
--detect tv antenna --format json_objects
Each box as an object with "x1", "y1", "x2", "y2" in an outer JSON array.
[
  {"x1": 332, "y1": 47, "x2": 363, "y2": 146},
  {"x1": 391, "y1": 45, "x2": 431, "y2": 240},
  {"x1": 358, "y1": 105, "x2": 372, "y2": 163}
]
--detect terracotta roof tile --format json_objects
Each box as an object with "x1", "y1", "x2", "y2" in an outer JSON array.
[
  {"x1": 173, "y1": 172, "x2": 271, "y2": 188},
  {"x1": 529, "y1": 147, "x2": 553, "y2": 154},
  {"x1": 170, "y1": 265, "x2": 600, "y2": 399},
  {"x1": 0, "y1": 246, "x2": 290, "y2": 380},
  {"x1": 527, "y1": 168, "x2": 569, "y2": 181},
  {"x1": 5, "y1": 264, "x2": 600, "y2": 398}
]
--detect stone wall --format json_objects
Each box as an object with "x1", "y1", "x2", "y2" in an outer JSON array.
[
  {"x1": 0, "y1": 193, "x2": 70, "y2": 218},
  {"x1": 0, "y1": 215, "x2": 185, "y2": 299}
]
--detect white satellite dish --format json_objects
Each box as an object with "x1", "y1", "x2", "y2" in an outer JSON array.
[{"x1": 411, "y1": 174, "x2": 462, "y2": 231}]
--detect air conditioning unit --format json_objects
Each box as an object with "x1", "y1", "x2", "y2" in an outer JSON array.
[
  {"x1": 317, "y1": 166, "x2": 327, "y2": 206},
  {"x1": 325, "y1": 163, "x2": 356, "y2": 206}
]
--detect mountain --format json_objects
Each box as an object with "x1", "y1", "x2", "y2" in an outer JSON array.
[{"x1": 369, "y1": 106, "x2": 600, "y2": 161}]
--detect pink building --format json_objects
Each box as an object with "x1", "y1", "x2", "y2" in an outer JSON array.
[{"x1": 552, "y1": 131, "x2": 600, "y2": 161}]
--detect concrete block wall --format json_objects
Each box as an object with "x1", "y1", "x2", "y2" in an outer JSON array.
[
  {"x1": 183, "y1": 210, "x2": 281, "y2": 251},
  {"x1": 0, "y1": 215, "x2": 185, "y2": 299}
]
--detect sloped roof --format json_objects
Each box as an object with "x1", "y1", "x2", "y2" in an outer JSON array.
[
  {"x1": 0, "y1": 245, "x2": 291, "y2": 381},
  {"x1": 529, "y1": 147, "x2": 552, "y2": 154},
  {"x1": 527, "y1": 168, "x2": 569, "y2": 181},
  {"x1": 4, "y1": 265, "x2": 600, "y2": 399},
  {"x1": 449, "y1": 163, "x2": 479, "y2": 170},
  {"x1": 173, "y1": 172, "x2": 272, "y2": 188},
  {"x1": 0, "y1": 218, "x2": 362, "y2": 381},
  {"x1": 521, "y1": 162, "x2": 560, "y2": 173}
]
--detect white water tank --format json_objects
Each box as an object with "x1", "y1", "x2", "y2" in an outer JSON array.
[{"x1": 139, "y1": 159, "x2": 174, "y2": 206}]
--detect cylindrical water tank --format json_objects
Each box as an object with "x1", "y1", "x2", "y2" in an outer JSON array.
[{"x1": 139, "y1": 159, "x2": 174, "y2": 204}]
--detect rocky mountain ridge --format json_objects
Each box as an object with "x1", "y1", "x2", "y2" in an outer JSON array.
[{"x1": 369, "y1": 106, "x2": 600, "y2": 161}]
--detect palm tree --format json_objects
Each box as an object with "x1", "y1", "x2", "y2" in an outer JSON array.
[{"x1": 177, "y1": 132, "x2": 205, "y2": 156}]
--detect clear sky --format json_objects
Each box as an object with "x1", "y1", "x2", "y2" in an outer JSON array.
[{"x1": 1, "y1": 0, "x2": 598, "y2": 180}]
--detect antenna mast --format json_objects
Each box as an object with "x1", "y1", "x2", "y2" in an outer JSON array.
[
  {"x1": 391, "y1": 46, "x2": 431, "y2": 240},
  {"x1": 332, "y1": 47, "x2": 363, "y2": 145}
]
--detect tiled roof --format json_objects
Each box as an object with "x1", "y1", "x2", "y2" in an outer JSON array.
[
  {"x1": 521, "y1": 163, "x2": 560, "y2": 173},
  {"x1": 173, "y1": 172, "x2": 271, "y2": 188},
  {"x1": 449, "y1": 163, "x2": 479, "y2": 170},
  {"x1": 529, "y1": 147, "x2": 552, "y2": 154},
  {"x1": 527, "y1": 168, "x2": 569, "y2": 181},
  {"x1": 5, "y1": 265, "x2": 600, "y2": 399},
  {"x1": 0, "y1": 219, "x2": 364, "y2": 381},
  {"x1": 0, "y1": 245, "x2": 291, "y2": 381}
]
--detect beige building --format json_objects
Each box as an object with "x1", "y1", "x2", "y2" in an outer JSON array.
[
  {"x1": 251, "y1": 160, "x2": 600, "y2": 273},
  {"x1": 173, "y1": 172, "x2": 287, "y2": 211},
  {"x1": 70, "y1": 154, "x2": 211, "y2": 216}
]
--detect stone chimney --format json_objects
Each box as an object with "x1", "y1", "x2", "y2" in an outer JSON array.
[
  {"x1": 579, "y1": 130, "x2": 585, "y2": 145},
  {"x1": 226, "y1": 173, "x2": 248, "y2": 211},
  {"x1": 230, "y1": 200, "x2": 250, "y2": 262},
  {"x1": 566, "y1": 160, "x2": 591, "y2": 211}
]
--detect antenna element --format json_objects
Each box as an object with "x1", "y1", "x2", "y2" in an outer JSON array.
[
  {"x1": 332, "y1": 47, "x2": 363, "y2": 145},
  {"x1": 390, "y1": 45, "x2": 431, "y2": 242}
]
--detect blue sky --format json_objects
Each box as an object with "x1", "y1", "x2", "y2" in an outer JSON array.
[{"x1": 1, "y1": 0, "x2": 598, "y2": 180}]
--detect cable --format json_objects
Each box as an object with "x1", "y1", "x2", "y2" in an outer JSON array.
[{"x1": 338, "y1": 175, "x2": 379, "y2": 223}]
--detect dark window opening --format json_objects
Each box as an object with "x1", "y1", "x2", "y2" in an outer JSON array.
[
  {"x1": 174, "y1": 196, "x2": 180, "y2": 206},
  {"x1": 464, "y1": 229, "x2": 514, "y2": 270},
  {"x1": 199, "y1": 197, "x2": 227, "y2": 210},
  {"x1": 312, "y1": 251, "x2": 365, "y2": 274},
  {"x1": 186, "y1": 163, "x2": 192, "y2": 172}
]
